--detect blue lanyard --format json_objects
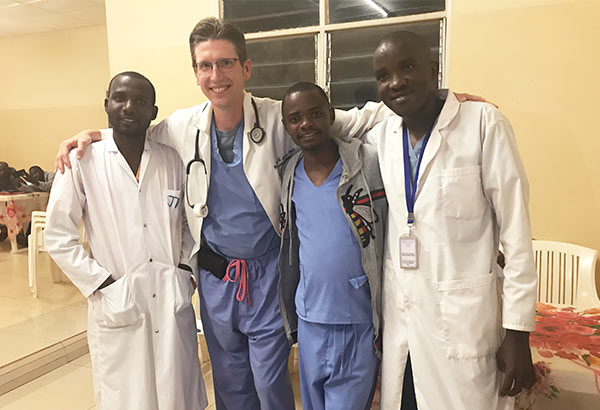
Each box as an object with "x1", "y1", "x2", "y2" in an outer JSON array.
[{"x1": 402, "y1": 122, "x2": 435, "y2": 225}]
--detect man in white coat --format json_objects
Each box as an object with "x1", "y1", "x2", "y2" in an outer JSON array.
[
  {"x1": 45, "y1": 72, "x2": 207, "y2": 410},
  {"x1": 366, "y1": 32, "x2": 538, "y2": 409}
]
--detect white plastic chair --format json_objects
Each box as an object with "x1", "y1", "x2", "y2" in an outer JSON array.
[
  {"x1": 28, "y1": 211, "x2": 63, "y2": 298},
  {"x1": 28, "y1": 211, "x2": 46, "y2": 297},
  {"x1": 533, "y1": 240, "x2": 599, "y2": 308}
]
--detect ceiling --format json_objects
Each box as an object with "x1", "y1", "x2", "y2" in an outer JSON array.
[{"x1": 0, "y1": 0, "x2": 105, "y2": 38}]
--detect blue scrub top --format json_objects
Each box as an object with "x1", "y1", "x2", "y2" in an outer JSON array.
[
  {"x1": 292, "y1": 158, "x2": 373, "y2": 325},
  {"x1": 407, "y1": 136, "x2": 425, "y2": 183},
  {"x1": 201, "y1": 118, "x2": 280, "y2": 259}
]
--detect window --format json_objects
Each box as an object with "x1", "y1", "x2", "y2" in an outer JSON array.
[
  {"x1": 222, "y1": 0, "x2": 446, "y2": 108},
  {"x1": 245, "y1": 35, "x2": 316, "y2": 101}
]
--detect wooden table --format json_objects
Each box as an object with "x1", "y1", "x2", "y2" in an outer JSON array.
[
  {"x1": 516, "y1": 302, "x2": 600, "y2": 409},
  {"x1": 0, "y1": 192, "x2": 49, "y2": 253}
]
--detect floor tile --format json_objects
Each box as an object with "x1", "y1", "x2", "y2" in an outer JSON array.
[
  {"x1": 0, "y1": 331, "x2": 56, "y2": 367},
  {"x1": 2, "y1": 303, "x2": 87, "y2": 343},
  {"x1": 0, "y1": 245, "x2": 86, "y2": 367},
  {"x1": 0, "y1": 363, "x2": 95, "y2": 410},
  {"x1": 70, "y1": 354, "x2": 91, "y2": 369},
  {"x1": 0, "y1": 297, "x2": 65, "y2": 329}
]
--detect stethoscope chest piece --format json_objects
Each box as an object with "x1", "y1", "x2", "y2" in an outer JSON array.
[
  {"x1": 249, "y1": 126, "x2": 265, "y2": 144},
  {"x1": 193, "y1": 203, "x2": 208, "y2": 218}
]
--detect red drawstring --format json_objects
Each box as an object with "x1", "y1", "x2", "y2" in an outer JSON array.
[{"x1": 223, "y1": 259, "x2": 250, "y2": 305}]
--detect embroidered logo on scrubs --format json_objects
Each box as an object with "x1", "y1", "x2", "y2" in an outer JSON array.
[
  {"x1": 340, "y1": 185, "x2": 386, "y2": 248},
  {"x1": 167, "y1": 194, "x2": 180, "y2": 208}
]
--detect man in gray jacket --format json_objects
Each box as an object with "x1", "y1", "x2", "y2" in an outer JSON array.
[{"x1": 277, "y1": 82, "x2": 387, "y2": 410}]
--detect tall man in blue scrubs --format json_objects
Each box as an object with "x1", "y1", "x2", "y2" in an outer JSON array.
[{"x1": 54, "y1": 18, "x2": 393, "y2": 410}]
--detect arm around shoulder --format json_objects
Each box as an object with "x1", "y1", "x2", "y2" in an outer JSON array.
[
  {"x1": 332, "y1": 101, "x2": 395, "y2": 142},
  {"x1": 55, "y1": 129, "x2": 103, "y2": 173},
  {"x1": 149, "y1": 105, "x2": 209, "y2": 156}
]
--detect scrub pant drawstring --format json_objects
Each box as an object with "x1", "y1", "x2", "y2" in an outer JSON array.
[{"x1": 223, "y1": 259, "x2": 250, "y2": 305}]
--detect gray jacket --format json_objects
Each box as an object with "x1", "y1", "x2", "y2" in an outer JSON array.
[{"x1": 277, "y1": 138, "x2": 387, "y2": 356}]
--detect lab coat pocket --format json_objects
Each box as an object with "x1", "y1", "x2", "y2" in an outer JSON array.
[
  {"x1": 437, "y1": 272, "x2": 501, "y2": 359},
  {"x1": 441, "y1": 166, "x2": 486, "y2": 219},
  {"x1": 174, "y1": 267, "x2": 195, "y2": 315},
  {"x1": 91, "y1": 276, "x2": 142, "y2": 328}
]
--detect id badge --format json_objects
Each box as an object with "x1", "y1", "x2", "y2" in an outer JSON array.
[{"x1": 400, "y1": 234, "x2": 418, "y2": 269}]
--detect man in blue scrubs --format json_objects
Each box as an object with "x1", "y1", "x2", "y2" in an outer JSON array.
[
  {"x1": 196, "y1": 107, "x2": 291, "y2": 410},
  {"x1": 278, "y1": 83, "x2": 387, "y2": 410}
]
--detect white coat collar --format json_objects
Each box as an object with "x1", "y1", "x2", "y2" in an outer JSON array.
[
  {"x1": 435, "y1": 89, "x2": 460, "y2": 132},
  {"x1": 406, "y1": 89, "x2": 460, "y2": 198},
  {"x1": 104, "y1": 129, "x2": 153, "y2": 153}
]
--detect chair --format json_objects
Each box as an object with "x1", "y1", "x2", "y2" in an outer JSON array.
[
  {"x1": 27, "y1": 211, "x2": 64, "y2": 298},
  {"x1": 532, "y1": 240, "x2": 599, "y2": 308},
  {"x1": 28, "y1": 211, "x2": 46, "y2": 298}
]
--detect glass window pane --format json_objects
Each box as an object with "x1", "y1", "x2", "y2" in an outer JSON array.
[
  {"x1": 329, "y1": 0, "x2": 445, "y2": 24},
  {"x1": 224, "y1": 0, "x2": 319, "y2": 33},
  {"x1": 245, "y1": 35, "x2": 316, "y2": 101},
  {"x1": 329, "y1": 20, "x2": 442, "y2": 109}
]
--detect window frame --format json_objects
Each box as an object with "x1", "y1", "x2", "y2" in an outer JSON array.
[{"x1": 218, "y1": 1, "x2": 448, "y2": 95}]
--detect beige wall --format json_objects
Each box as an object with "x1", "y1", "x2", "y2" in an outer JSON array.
[
  {"x1": 104, "y1": 0, "x2": 217, "y2": 119},
  {"x1": 448, "y1": 0, "x2": 600, "y2": 283},
  {"x1": 0, "y1": 25, "x2": 109, "y2": 171}
]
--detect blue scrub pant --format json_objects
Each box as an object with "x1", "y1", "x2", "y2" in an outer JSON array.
[
  {"x1": 198, "y1": 248, "x2": 295, "y2": 410},
  {"x1": 297, "y1": 319, "x2": 378, "y2": 410}
]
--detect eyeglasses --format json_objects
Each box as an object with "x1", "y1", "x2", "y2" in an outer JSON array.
[{"x1": 195, "y1": 58, "x2": 240, "y2": 75}]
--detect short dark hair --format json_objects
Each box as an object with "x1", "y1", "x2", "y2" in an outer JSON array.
[
  {"x1": 106, "y1": 71, "x2": 156, "y2": 104},
  {"x1": 189, "y1": 17, "x2": 247, "y2": 68},
  {"x1": 281, "y1": 82, "x2": 330, "y2": 114},
  {"x1": 375, "y1": 30, "x2": 433, "y2": 61}
]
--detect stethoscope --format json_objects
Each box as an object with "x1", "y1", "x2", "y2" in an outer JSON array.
[
  {"x1": 249, "y1": 98, "x2": 265, "y2": 144},
  {"x1": 185, "y1": 98, "x2": 265, "y2": 218}
]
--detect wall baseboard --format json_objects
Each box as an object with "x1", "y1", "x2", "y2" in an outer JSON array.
[{"x1": 0, "y1": 331, "x2": 88, "y2": 396}]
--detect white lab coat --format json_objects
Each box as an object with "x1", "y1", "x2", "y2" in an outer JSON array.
[
  {"x1": 45, "y1": 136, "x2": 207, "y2": 410},
  {"x1": 148, "y1": 91, "x2": 392, "y2": 259},
  {"x1": 366, "y1": 92, "x2": 537, "y2": 410}
]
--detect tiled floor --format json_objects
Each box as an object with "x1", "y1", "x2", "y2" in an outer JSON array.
[
  {"x1": 0, "y1": 351, "x2": 303, "y2": 409},
  {"x1": 0, "y1": 240, "x2": 86, "y2": 368},
  {"x1": 0, "y1": 355, "x2": 95, "y2": 410}
]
